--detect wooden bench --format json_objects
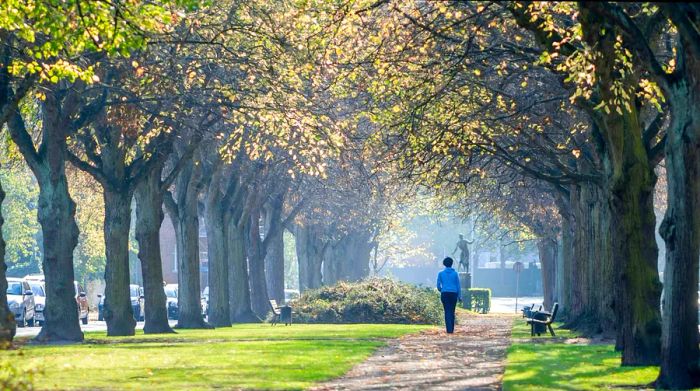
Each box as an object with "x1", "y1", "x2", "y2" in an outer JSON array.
[
  {"x1": 269, "y1": 300, "x2": 292, "y2": 326},
  {"x1": 521, "y1": 303, "x2": 540, "y2": 318},
  {"x1": 526, "y1": 303, "x2": 559, "y2": 336}
]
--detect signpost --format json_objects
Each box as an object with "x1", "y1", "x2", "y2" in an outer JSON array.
[{"x1": 513, "y1": 261, "x2": 524, "y2": 313}]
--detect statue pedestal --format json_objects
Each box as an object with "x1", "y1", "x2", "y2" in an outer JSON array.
[
  {"x1": 459, "y1": 272, "x2": 472, "y2": 309},
  {"x1": 459, "y1": 272, "x2": 472, "y2": 289}
]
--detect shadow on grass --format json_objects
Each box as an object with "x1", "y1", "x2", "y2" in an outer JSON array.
[
  {"x1": 510, "y1": 318, "x2": 577, "y2": 340},
  {"x1": 504, "y1": 319, "x2": 659, "y2": 391}
]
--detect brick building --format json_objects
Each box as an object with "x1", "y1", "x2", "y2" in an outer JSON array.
[{"x1": 160, "y1": 217, "x2": 209, "y2": 289}]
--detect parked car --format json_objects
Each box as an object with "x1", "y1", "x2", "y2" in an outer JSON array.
[
  {"x1": 24, "y1": 275, "x2": 88, "y2": 325},
  {"x1": 165, "y1": 284, "x2": 178, "y2": 319},
  {"x1": 23, "y1": 274, "x2": 44, "y2": 283},
  {"x1": 26, "y1": 281, "x2": 46, "y2": 326},
  {"x1": 98, "y1": 284, "x2": 144, "y2": 322},
  {"x1": 6, "y1": 278, "x2": 35, "y2": 327}
]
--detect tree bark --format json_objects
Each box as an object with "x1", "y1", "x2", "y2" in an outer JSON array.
[
  {"x1": 557, "y1": 200, "x2": 574, "y2": 320},
  {"x1": 265, "y1": 231, "x2": 285, "y2": 302},
  {"x1": 656, "y1": 36, "x2": 700, "y2": 386},
  {"x1": 228, "y1": 218, "x2": 258, "y2": 323},
  {"x1": 9, "y1": 97, "x2": 83, "y2": 343},
  {"x1": 567, "y1": 182, "x2": 615, "y2": 336},
  {"x1": 204, "y1": 169, "x2": 232, "y2": 327},
  {"x1": 324, "y1": 231, "x2": 372, "y2": 284},
  {"x1": 608, "y1": 159, "x2": 661, "y2": 365},
  {"x1": 294, "y1": 225, "x2": 324, "y2": 292},
  {"x1": 264, "y1": 202, "x2": 285, "y2": 303},
  {"x1": 103, "y1": 189, "x2": 136, "y2": 336},
  {"x1": 569, "y1": 185, "x2": 588, "y2": 322},
  {"x1": 165, "y1": 160, "x2": 208, "y2": 329},
  {"x1": 537, "y1": 236, "x2": 557, "y2": 311},
  {"x1": 34, "y1": 168, "x2": 83, "y2": 342},
  {"x1": 134, "y1": 166, "x2": 173, "y2": 334},
  {"x1": 247, "y1": 208, "x2": 270, "y2": 318},
  {"x1": 0, "y1": 178, "x2": 16, "y2": 343},
  {"x1": 345, "y1": 232, "x2": 372, "y2": 281},
  {"x1": 323, "y1": 244, "x2": 340, "y2": 286},
  {"x1": 579, "y1": 7, "x2": 662, "y2": 365}
]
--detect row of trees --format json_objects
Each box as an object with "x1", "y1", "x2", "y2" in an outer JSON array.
[
  {"x1": 0, "y1": 0, "x2": 403, "y2": 343},
  {"x1": 0, "y1": 1, "x2": 698, "y2": 388},
  {"x1": 321, "y1": 1, "x2": 698, "y2": 388}
]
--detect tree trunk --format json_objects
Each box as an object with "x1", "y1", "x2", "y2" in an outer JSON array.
[
  {"x1": 164, "y1": 159, "x2": 208, "y2": 330},
  {"x1": 295, "y1": 225, "x2": 324, "y2": 292},
  {"x1": 567, "y1": 182, "x2": 615, "y2": 336},
  {"x1": 0, "y1": 178, "x2": 16, "y2": 343},
  {"x1": 264, "y1": 203, "x2": 285, "y2": 303},
  {"x1": 102, "y1": 189, "x2": 136, "y2": 336},
  {"x1": 346, "y1": 232, "x2": 372, "y2": 281},
  {"x1": 323, "y1": 244, "x2": 340, "y2": 285},
  {"x1": 537, "y1": 236, "x2": 557, "y2": 311},
  {"x1": 591, "y1": 186, "x2": 615, "y2": 337},
  {"x1": 34, "y1": 169, "x2": 83, "y2": 342},
  {"x1": 324, "y1": 232, "x2": 372, "y2": 284},
  {"x1": 558, "y1": 203, "x2": 574, "y2": 320},
  {"x1": 353, "y1": 233, "x2": 372, "y2": 281},
  {"x1": 173, "y1": 196, "x2": 207, "y2": 328},
  {"x1": 7, "y1": 96, "x2": 83, "y2": 343},
  {"x1": 134, "y1": 167, "x2": 173, "y2": 334},
  {"x1": 609, "y1": 163, "x2": 661, "y2": 365},
  {"x1": 247, "y1": 209, "x2": 270, "y2": 318},
  {"x1": 569, "y1": 185, "x2": 588, "y2": 323},
  {"x1": 579, "y1": 7, "x2": 662, "y2": 365},
  {"x1": 265, "y1": 230, "x2": 285, "y2": 302},
  {"x1": 228, "y1": 218, "x2": 258, "y2": 322},
  {"x1": 204, "y1": 172, "x2": 231, "y2": 327},
  {"x1": 655, "y1": 57, "x2": 700, "y2": 387}
]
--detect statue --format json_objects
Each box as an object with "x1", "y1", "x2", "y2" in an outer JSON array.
[{"x1": 452, "y1": 234, "x2": 473, "y2": 273}]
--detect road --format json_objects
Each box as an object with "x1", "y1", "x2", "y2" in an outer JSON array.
[{"x1": 14, "y1": 320, "x2": 178, "y2": 338}]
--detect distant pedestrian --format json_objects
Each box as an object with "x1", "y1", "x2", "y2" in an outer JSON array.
[{"x1": 436, "y1": 257, "x2": 461, "y2": 334}]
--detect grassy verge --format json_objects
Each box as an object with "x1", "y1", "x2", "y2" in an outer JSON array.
[
  {"x1": 6, "y1": 323, "x2": 431, "y2": 390},
  {"x1": 503, "y1": 319, "x2": 658, "y2": 390}
]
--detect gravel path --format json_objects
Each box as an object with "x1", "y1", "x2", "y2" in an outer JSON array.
[{"x1": 311, "y1": 314, "x2": 515, "y2": 391}]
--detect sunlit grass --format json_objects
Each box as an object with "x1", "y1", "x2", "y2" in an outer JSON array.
[
  {"x1": 504, "y1": 318, "x2": 662, "y2": 390},
  {"x1": 7, "y1": 323, "x2": 432, "y2": 390}
]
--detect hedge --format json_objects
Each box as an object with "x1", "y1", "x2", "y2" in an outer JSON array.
[
  {"x1": 462, "y1": 288, "x2": 491, "y2": 314},
  {"x1": 291, "y1": 278, "x2": 443, "y2": 325}
]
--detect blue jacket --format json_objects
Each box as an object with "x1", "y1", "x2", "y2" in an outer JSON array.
[{"x1": 437, "y1": 267, "x2": 461, "y2": 300}]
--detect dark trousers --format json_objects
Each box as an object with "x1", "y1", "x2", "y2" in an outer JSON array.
[{"x1": 441, "y1": 291, "x2": 458, "y2": 333}]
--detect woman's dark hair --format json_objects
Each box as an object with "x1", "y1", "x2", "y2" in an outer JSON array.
[{"x1": 443, "y1": 257, "x2": 454, "y2": 267}]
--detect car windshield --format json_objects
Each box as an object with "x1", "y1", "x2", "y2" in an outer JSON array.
[
  {"x1": 6, "y1": 282, "x2": 22, "y2": 295},
  {"x1": 130, "y1": 286, "x2": 140, "y2": 297},
  {"x1": 164, "y1": 286, "x2": 177, "y2": 298},
  {"x1": 29, "y1": 283, "x2": 45, "y2": 296}
]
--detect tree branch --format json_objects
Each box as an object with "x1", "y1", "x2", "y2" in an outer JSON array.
[
  {"x1": 6, "y1": 110, "x2": 40, "y2": 171},
  {"x1": 66, "y1": 150, "x2": 113, "y2": 190},
  {"x1": 583, "y1": 2, "x2": 672, "y2": 91}
]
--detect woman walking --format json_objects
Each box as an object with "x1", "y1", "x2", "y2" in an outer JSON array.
[{"x1": 436, "y1": 257, "x2": 461, "y2": 333}]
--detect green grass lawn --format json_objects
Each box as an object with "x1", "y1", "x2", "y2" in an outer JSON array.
[
  {"x1": 504, "y1": 319, "x2": 659, "y2": 390},
  {"x1": 5, "y1": 323, "x2": 431, "y2": 390}
]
